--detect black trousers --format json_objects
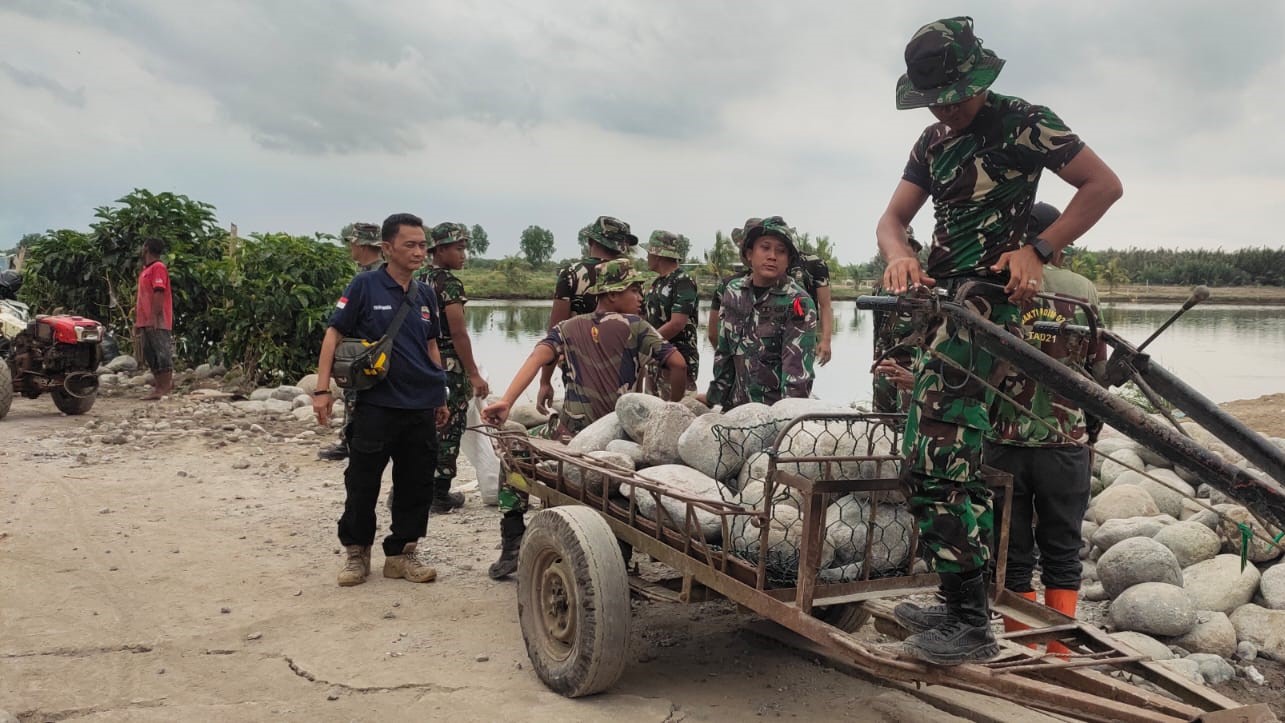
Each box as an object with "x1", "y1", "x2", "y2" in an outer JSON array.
[
  {"x1": 985, "y1": 442, "x2": 1091, "y2": 592},
  {"x1": 337, "y1": 403, "x2": 437, "y2": 556}
]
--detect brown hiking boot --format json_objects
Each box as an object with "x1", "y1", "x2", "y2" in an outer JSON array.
[
  {"x1": 337, "y1": 545, "x2": 371, "y2": 587},
  {"x1": 383, "y1": 543, "x2": 437, "y2": 583}
]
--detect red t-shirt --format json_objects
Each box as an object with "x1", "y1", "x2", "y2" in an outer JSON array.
[{"x1": 135, "y1": 260, "x2": 173, "y2": 330}]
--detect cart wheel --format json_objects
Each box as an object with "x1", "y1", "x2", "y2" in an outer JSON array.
[
  {"x1": 813, "y1": 602, "x2": 871, "y2": 633},
  {"x1": 518, "y1": 506, "x2": 630, "y2": 698}
]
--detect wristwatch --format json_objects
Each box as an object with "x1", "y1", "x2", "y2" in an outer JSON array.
[{"x1": 1028, "y1": 236, "x2": 1056, "y2": 263}]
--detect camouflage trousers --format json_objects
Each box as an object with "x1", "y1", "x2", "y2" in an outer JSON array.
[
  {"x1": 646, "y1": 347, "x2": 699, "y2": 398},
  {"x1": 902, "y1": 291, "x2": 1020, "y2": 574},
  {"x1": 497, "y1": 422, "x2": 556, "y2": 514},
  {"x1": 872, "y1": 374, "x2": 906, "y2": 415},
  {"x1": 434, "y1": 364, "x2": 470, "y2": 498}
]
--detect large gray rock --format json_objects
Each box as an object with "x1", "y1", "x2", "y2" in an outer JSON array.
[
  {"x1": 1090, "y1": 515, "x2": 1174, "y2": 552},
  {"x1": 604, "y1": 439, "x2": 647, "y2": 468},
  {"x1": 263, "y1": 398, "x2": 293, "y2": 415},
  {"x1": 1156, "y1": 658, "x2": 1204, "y2": 685},
  {"x1": 296, "y1": 373, "x2": 338, "y2": 396},
  {"x1": 1091, "y1": 484, "x2": 1160, "y2": 524},
  {"x1": 641, "y1": 402, "x2": 696, "y2": 466},
  {"x1": 1108, "y1": 631, "x2": 1175, "y2": 660},
  {"x1": 729, "y1": 503, "x2": 834, "y2": 571},
  {"x1": 677, "y1": 412, "x2": 740, "y2": 480},
  {"x1": 1100, "y1": 449, "x2": 1146, "y2": 486},
  {"x1": 736, "y1": 451, "x2": 772, "y2": 497},
  {"x1": 566, "y1": 412, "x2": 624, "y2": 454},
  {"x1": 680, "y1": 394, "x2": 713, "y2": 417},
  {"x1": 768, "y1": 396, "x2": 850, "y2": 425},
  {"x1": 1216, "y1": 505, "x2": 1284, "y2": 563},
  {"x1": 1182, "y1": 555, "x2": 1261, "y2": 614},
  {"x1": 1153, "y1": 520, "x2": 1223, "y2": 568},
  {"x1": 1229, "y1": 604, "x2": 1285, "y2": 661},
  {"x1": 628, "y1": 464, "x2": 724, "y2": 542},
  {"x1": 105, "y1": 354, "x2": 138, "y2": 373},
  {"x1": 615, "y1": 393, "x2": 666, "y2": 442},
  {"x1": 1113, "y1": 468, "x2": 1195, "y2": 519},
  {"x1": 1165, "y1": 611, "x2": 1237, "y2": 658},
  {"x1": 291, "y1": 405, "x2": 315, "y2": 422},
  {"x1": 1186, "y1": 653, "x2": 1236, "y2": 685},
  {"x1": 271, "y1": 385, "x2": 305, "y2": 401},
  {"x1": 825, "y1": 495, "x2": 913, "y2": 573},
  {"x1": 1260, "y1": 563, "x2": 1285, "y2": 610},
  {"x1": 1109, "y1": 582, "x2": 1198, "y2": 637},
  {"x1": 776, "y1": 419, "x2": 898, "y2": 484},
  {"x1": 737, "y1": 479, "x2": 801, "y2": 511},
  {"x1": 249, "y1": 387, "x2": 274, "y2": 401},
  {"x1": 292, "y1": 394, "x2": 311, "y2": 409},
  {"x1": 565, "y1": 450, "x2": 635, "y2": 496},
  {"x1": 508, "y1": 402, "x2": 549, "y2": 429},
  {"x1": 1098, "y1": 536, "x2": 1183, "y2": 598},
  {"x1": 1136, "y1": 445, "x2": 1173, "y2": 469}
]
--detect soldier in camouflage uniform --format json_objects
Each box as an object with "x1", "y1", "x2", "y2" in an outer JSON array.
[
  {"x1": 644, "y1": 230, "x2": 700, "y2": 396},
  {"x1": 319, "y1": 222, "x2": 387, "y2": 461},
  {"x1": 871, "y1": 227, "x2": 922, "y2": 415},
  {"x1": 484, "y1": 259, "x2": 686, "y2": 578},
  {"x1": 707, "y1": 217, "x2": 818, "y2": 409},
  {"x1": 876, "y1": 17, "x2": 1122, "y2": 664},
  {"x1": 987, "y1": 203, "x2": 1107, "y2": 654},
  {"x1": 707, "y1": 219, "x2": 830, "y2": 361},
  {"x1": 536, "y1": 216, "x2": 639, "y2": 415},
  {"x1": 416, "y1": 223, "x2": 490, "y2": 514}
]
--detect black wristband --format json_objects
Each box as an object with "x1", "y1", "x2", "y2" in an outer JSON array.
[{"x1": 312, "y1": 390, "x2": 332, "y2": 396}]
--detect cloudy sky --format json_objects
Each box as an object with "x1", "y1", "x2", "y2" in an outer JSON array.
[{"x1": 2, "y1": 1, "x2": 1282, "y2": 263}]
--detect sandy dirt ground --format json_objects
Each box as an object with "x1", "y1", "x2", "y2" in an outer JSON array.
[
  {"x1": 0, "y1": 392, "x2": 971, "y2": 723},
  {"x1": 3, "y1": 389, "x2": 1283, "y2": 722}
]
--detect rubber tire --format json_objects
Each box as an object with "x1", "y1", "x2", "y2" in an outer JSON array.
[
  {"x1": 813, "y1": 602, "x2": 871, "y2": 633},
  {"x1": 518, "y1": 506, "x2": 630, "y2": 698},
  {"x1": 52, "y1": 389, "x2": 96, "y2": 416},
  {"x1": 0, "y1": 363, "x2": 12, "y2": 420}
]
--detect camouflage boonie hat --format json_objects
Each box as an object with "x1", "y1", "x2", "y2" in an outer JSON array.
[
  {"x1": 741, "y1": 216, "x2": 799, "y2": 257},
  {"x1": 429, "y1": 221, "x2": 471, "y2": 250},
  {"x1": 646, "y1": 230, "x2": 687, "y2": 260},
  {"x1": 341, "y1": 222, "x2": 382, "y2": 247},
  {"x1": 585, "y1": 258, "x2": 645, "y2": 295},
  {"x1": 730, "y1": 217, "x2": 762, "y2": 245},
  {"x1": 578, "y1": 215, "x2": 639, "y2": 253},
  {"x1": 895, "y1": 17, "x2": 1005, "y2": 110}
]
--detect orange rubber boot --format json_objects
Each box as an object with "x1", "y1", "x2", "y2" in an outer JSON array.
[
  {"x1": 1044, "y1": 588, "x2": 1079, "y2": 657},
  {"x1": 1003, "y1": 591, "x2": 1039, "y2": 648}
]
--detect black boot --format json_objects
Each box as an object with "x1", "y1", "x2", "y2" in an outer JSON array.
[
  {"x1": 317, "y1": 440, "x2": 348, "y2": 461},
  {"x1": 431, "y1": 489, "x2": 465, "y2": 515},
  {"x1": 895, "y1": 567, "x2": 997, "y2": 633},
  {"x1": 487, "y1": 513, "x2": 526, "y2": 580},
  {"x1": 902, "y1": 571, "x2": 999, "y2": 665}
]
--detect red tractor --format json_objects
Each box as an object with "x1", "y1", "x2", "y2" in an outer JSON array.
[{"x1": 0, "y1": 270, "x2": 104, "y2": 420}]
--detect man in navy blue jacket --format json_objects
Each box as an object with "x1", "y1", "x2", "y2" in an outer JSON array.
[{"x1": 314, "y1": 213, "x2": 449, "y2": 587}]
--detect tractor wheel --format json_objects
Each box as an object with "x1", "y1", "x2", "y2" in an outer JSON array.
[
  {"x1": 813, "y1": 602, "x2": 872, "y2": 633},
  {"x1": 0, "y1": 364, "x2": 12, "y2": 420},
  {"x1": 52, "y1": 388, "x2": 96, "y2": 415},
  {"x1": 518, "y1": 506, "x2": 630, "y2": 698}
]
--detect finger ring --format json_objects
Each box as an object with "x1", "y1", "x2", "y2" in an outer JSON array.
[{"x1": 1027, "y1": 280, "x2": 1039, "y2": 288}]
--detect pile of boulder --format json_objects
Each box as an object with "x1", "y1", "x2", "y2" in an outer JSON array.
[
  {"x1": 1080, "y1": 425, "x2": 1285, "y2": 685},
  {"x1": 509, "y1": 393, "x2": 913, "y2": 582}
]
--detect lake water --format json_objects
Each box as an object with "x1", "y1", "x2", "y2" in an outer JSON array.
[{"x1": 465, "y1": 301, "x2": 1285, "y2": 405}]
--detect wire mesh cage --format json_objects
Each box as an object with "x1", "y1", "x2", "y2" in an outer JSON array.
[{"x1": 711, "y1": 414, "x2": 914, "y2": 587}]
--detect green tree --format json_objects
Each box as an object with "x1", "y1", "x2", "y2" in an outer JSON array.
[
  {"x1": 498, "y1": 254, "x2": 529, "y2": 285},
  {"x1": 470, "y1": 224, "x2": 490, "y2": 257},
  {"x1": 704, "y1": 231, "x2": 737, "y2": 278},
  {"x1": 519, "y1": 225, "x2": 555, "y2": 267},
  {"x1": 1097, "y1": 257, "x2": 1130, "y2": 292}
]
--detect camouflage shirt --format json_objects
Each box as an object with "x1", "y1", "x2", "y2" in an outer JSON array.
[
  {"x1": 710, "y1": 255, "x2": 829, "y2": 313},
  {"x1": 420, "y1": 266, "x2": 466, "y2": 359},
  {"x1": 539, "y1": 312, "x2": 675, "y2": 436},
  {"x1": 644, "y1": 267, "x2": 700, "y2": 362},
  {"x1": 707, "y1": 275, "x2": 818, "y2": 410},
  {"x1": 990, "y1": 269, "x2": 1107, "y2": 447},
  {"x1": 903, "y1": 92, "x2": 1085, "y2": 280},
  {"x1": 871, "y1": 287, "x2": 918, "y2": 414},
  {"x1": 554, "y1": 256, "x2": 607, "y2": 316}
]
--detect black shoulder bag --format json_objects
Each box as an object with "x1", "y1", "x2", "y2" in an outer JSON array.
[{"x1": 331, "y1": 285, "x2": 419, "y2": 391}]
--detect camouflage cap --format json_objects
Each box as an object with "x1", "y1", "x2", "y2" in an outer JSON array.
[
  {"x1": 895, "y1": 17, "x2": 1005, "y2": 110},
  {"x1": 341, "y1": 222, "x2": 382, "y2": 247},
  {"x1": 578, "y1": 215, "x2": 639, "y2": 253},
  {"x1": 429, "y1": 221, "x2": 471, "y2": 250},
  {"x1": 741, "y1": 216, "x2": 799, "y2": 257},
  {"x1": 585, "y1": 258, "x2": 645, "y2": 295},
  {"x1": 646, "y1": 230, "x2": 687, "y2": 260}
]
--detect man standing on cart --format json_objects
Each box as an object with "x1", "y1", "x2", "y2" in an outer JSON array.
[{"x1": 876, "y1": 16, "x2": 1122, "y2": 664}]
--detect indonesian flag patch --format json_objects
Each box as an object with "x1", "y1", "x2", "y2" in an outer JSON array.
[{"x1": 336, "y1": 296, "x2": 348, "y2": 309}]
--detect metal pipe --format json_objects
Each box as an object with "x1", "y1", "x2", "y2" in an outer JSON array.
[{"x1": 1137, "y1": 285, "x2": 1210, "y2": 353}]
